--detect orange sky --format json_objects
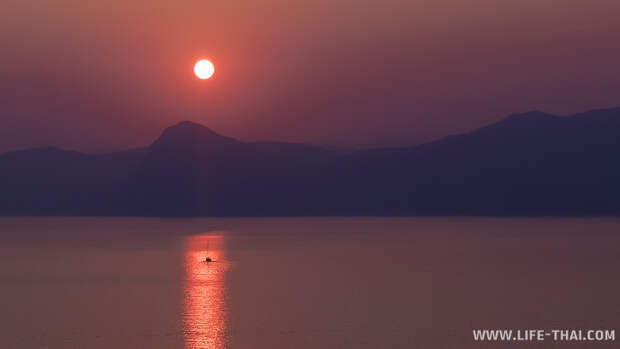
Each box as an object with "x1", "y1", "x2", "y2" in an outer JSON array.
[{"x1": 2, "y1": 0, "x2": 620, "y2": 151}]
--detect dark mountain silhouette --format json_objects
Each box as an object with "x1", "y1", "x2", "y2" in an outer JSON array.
[
  {"x1": 127, "y1": 121, "x2": 333, "y2": 216},
  {"x1": 2, "y1": 108, "x2": 620, "y2": 216}
]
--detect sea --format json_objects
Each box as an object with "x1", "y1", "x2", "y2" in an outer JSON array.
[{"x1": 1, "y1": 217, "x2": 619, "y2": 348}]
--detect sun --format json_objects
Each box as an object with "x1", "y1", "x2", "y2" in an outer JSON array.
[{"x1": 194, "y1": 59, "x2": 215, "y2": 80}]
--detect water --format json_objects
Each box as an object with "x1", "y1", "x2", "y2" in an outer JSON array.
[{"x1": 1, "y1": 217, "x2": 619, "y2": 348}]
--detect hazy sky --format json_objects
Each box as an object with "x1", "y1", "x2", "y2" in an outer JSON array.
[{"x1": 2, "y1": 0, "x2": 620, "y2": 152}]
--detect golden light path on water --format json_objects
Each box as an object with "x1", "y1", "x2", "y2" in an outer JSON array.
[{"x1": 183, "y1": 233, "x2": 229, "y2": 349}]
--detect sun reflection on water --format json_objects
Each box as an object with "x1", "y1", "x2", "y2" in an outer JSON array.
[{"x1": 183, "y1": 233, "x2": 229, "y2": 349}]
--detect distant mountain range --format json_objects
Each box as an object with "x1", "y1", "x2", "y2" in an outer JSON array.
[{"x1": 2, "y1": 107, "x2": 620, "y2": 216}]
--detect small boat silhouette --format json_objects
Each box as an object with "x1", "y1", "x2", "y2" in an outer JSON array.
[{"x1": 204, "y1": 240, "x2": 213, "y2": 262}]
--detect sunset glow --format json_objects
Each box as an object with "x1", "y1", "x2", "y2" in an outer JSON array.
[{"x1": 194, "y1": 59, "x2": 215, "y2": 80}]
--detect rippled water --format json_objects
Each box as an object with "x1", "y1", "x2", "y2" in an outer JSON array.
[
  {"x1": 183, "y1": 234, "x2": 228, "y2": 349},
  {"x1": 1, "y1": 217, "x2": 619, "y2": 348}
]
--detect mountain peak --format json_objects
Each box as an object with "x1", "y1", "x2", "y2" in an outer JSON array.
[
  {"x1": 150, "y1": 121, "x2": 240, "y2": 151},
  {"x1": 168, "y1": 120, "x2": 219, "y2": 134}
]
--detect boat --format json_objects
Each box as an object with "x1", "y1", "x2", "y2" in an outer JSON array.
[{"x1": 204, "y1": 240, "x2": 213, "y2": 262}]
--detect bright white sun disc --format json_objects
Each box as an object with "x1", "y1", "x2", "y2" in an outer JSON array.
[{"x1": 194, "y1": 59, "x2": 214, "y2": 79}]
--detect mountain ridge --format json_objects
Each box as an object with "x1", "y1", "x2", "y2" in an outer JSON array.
[{"x1": 1, "y1": 107, "x2": 620, "y2": 216}]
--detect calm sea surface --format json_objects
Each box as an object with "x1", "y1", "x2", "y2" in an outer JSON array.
[{"x1": 1, "y1": 217, "x2": 619, "y2": 348}]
